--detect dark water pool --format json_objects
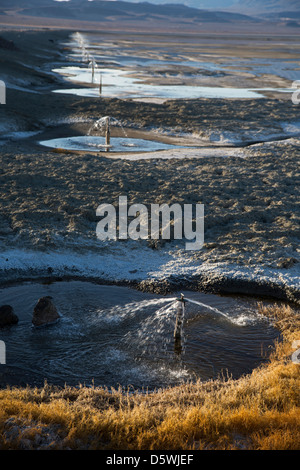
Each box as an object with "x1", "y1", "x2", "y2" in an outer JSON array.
[{"x1": 0, "y1": 281, "x2": 280, "y2": 389}]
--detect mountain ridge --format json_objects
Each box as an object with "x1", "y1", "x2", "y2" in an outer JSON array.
[
  {"x1": 1, "y1": 0, "x2": 300, "y2": 32},
  {"x1": 8, "y1": 0, "x2": 259, "y2": 23}
]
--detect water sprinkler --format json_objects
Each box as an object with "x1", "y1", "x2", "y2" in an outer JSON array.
[
  {"x1": 173, "y1": 293, "x2": 228, "y2": 354},
  {"x1": 177, "y1": 293, "x2": 186, "y2": 303}
]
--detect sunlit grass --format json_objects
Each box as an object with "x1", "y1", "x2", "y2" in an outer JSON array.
[{"x1": 0, "y1": 303, "x2": 299, "y2": 450}]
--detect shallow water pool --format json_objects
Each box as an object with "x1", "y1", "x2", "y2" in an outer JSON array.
[
  {"x1": 0, "y1": 281, "x2": 280, "y2": 389},
  {"x1": 39, "y1": 135, "x2": 185, "y2": 153},
  {"x1": 52, "y1": 66, "x2": 269, "y2": 100}
]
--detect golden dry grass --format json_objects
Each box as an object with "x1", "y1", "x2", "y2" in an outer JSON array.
[{"x1": 0, "y1": 302, "x2": 299, "y2": 450}]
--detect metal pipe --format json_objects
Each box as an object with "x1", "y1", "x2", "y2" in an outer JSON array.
[
  {"x1": 174, "y1": 294, "x2": 185, "y2": 354},
  {"x1": 99, "y1": 73, "x2": 102, "y2": 96},
  {"x1": 105, "y1": 117, "x2": 110, "y2": 147}
]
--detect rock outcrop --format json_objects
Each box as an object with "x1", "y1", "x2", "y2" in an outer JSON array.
[
  {"x1": 0, "y1": 305, "x2": 19, "y2": 327},
  {"x1": 32, "y1": 296, "x2": 60, "y2": 327}
]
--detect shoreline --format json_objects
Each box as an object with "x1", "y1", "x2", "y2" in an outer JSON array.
[{"x1": 1, "y1": 248, "x2": 299, "y2": 305}]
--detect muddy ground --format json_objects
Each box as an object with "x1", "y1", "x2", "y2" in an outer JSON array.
[{"x1": 0, "y1": 29, "x2": 299, "y2": 305}]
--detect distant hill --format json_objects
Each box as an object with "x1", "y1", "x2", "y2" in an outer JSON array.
[
  {"x1": 230, "y1": 0, "x2": 300, "y2": 16},
  {"x1": 127, "y1": 1, "x2": 237, "y2": 9},
  {"x1": 2, "y1": 0, "x2": 259, "y2": 23},
  {"x1": 2, "y1": 0, "x2": 300, "y2": 32}
]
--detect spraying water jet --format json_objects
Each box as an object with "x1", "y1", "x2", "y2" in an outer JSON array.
[
  {"x1": 181, "y1": 295, "x2": 230, "y2": 320},
  {"x1": 89, "y1": 58, "x2": 97, "y2": 83},
  {"x1": 173, "y1": 293, "x2": 231, "y2": 354},
  {"x1": 86, "y1": 116, "x2": 128, "y2": 151}
]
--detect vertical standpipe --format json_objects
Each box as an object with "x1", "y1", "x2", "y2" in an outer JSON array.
[
  {"x1": 174, "y1": 294, "x2": 185, "y2": 353},
  {"x1": 99, "y1": 74, "x2": 102, "y2": 96},
  {"x1": 105, "y1": 117, "x2": 110, "y2": 147},
  {"x1": 91, "y1": 61, "x2": 94, "y2": 83}
]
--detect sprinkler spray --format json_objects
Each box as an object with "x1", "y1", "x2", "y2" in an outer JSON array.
[{"x1": 173, "y1": 293, "x2": 229, "y2": 354}]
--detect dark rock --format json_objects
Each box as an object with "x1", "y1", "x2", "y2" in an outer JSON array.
[
  {"x1": 0, "y1": 36, "x2": 19, "y2": 51},
  {"x1": 32, "y1": 296, "x2": 60, "y2": 327},
  {"x1": 277, "y1": 257, "x2": 298, "y2": 269},
  {"x1": 0, "y1": 305, "x2": 18, "y2": 327}
]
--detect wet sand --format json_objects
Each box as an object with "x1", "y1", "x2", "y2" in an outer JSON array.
[{"x1": 0, "y1": 29, "x2": 299, "y2": 305}]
